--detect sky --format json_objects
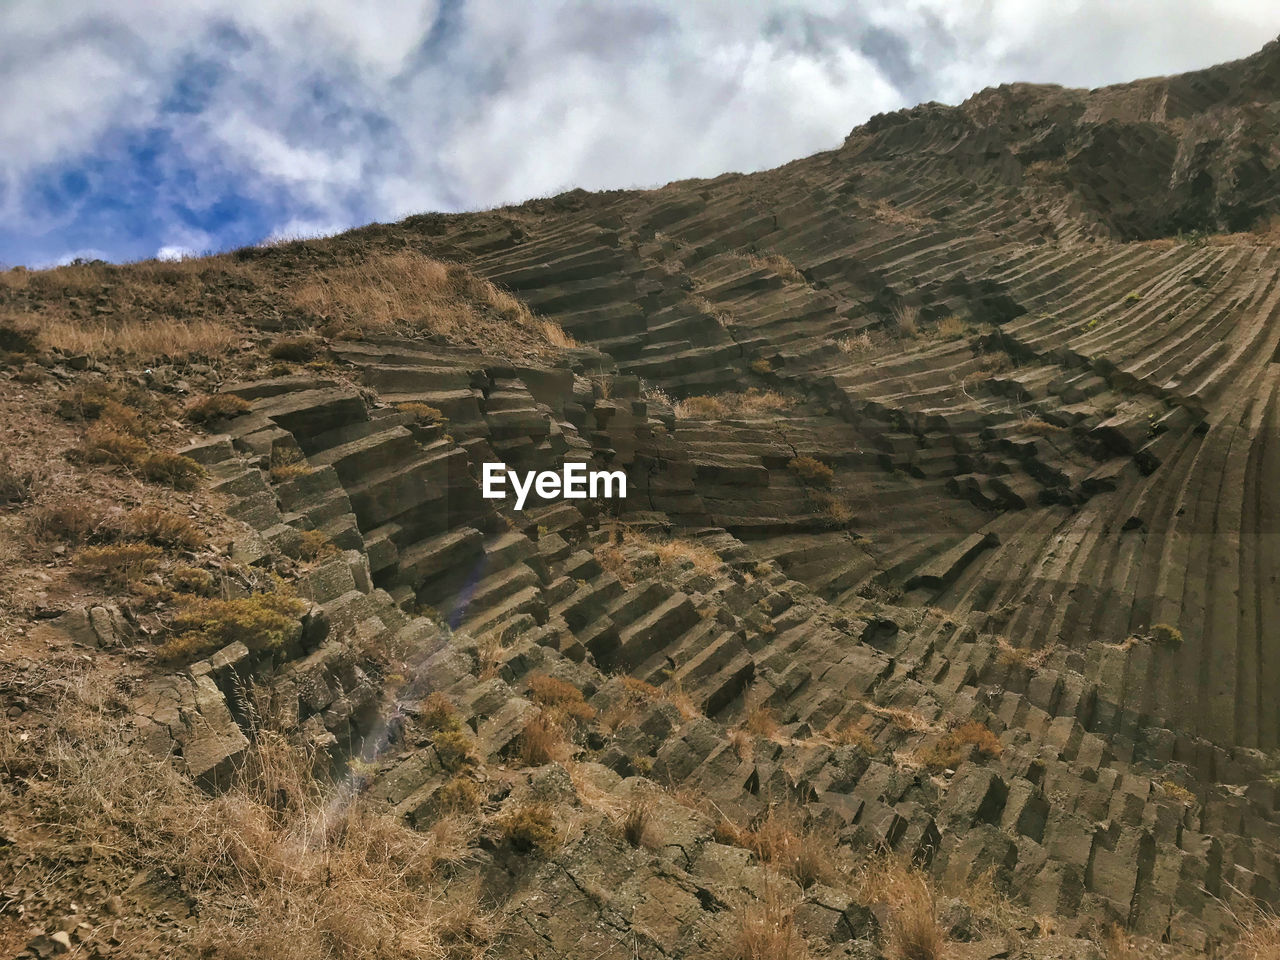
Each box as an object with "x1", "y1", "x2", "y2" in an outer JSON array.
[{"x1": 2, "y1": 1, "x2": 1278, "y2": 268}]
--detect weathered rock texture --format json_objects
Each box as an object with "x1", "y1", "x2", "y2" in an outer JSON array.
[{"x1": 139, "y1": 37, "x2": 1280, "y2": 956}]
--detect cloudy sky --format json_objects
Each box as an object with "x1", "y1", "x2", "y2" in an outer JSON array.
[{"x1": 2, "y1": 1, "x2": 1277, "y2": 268}]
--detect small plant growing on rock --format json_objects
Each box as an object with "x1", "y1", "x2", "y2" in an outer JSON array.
[
  {"x1": 855, "y1": 855, "x2": 944, "y2": 960},
  {"x1": 434, "y1": 775, "x2": 483, "y2": 814},
  {"x1": 397, "y1": 402, "x2": 444, "y2": 421},
  {"x1": 421, "y1": 692, "x2": 462, "y2": 732},
  {"x1": 269, "y1": 446, "x2": 312, "y2": 482},
  {"x1": 620, "y1": 789, "x2": 656, "y2": 849},
  {"x1": 788, "y1": 456, "x2": 834, "y2": 487},
  {"x1": 432, "y1": 728, "x2": 475, "y2": 772},
  {"x1": 892, "y1": 303, "x2": 920, "y2": 338},
  {"x1": 838, "y1": 331, "x2": 875, "y2": 355},
  {"x1": 1151, "y1": 623, "x2": 1183, "y2": 647},
  {"x1": 501, "y1": 801, "x2": 558, "y2": 855},
  {"x1": 297, "y1": 528, "x2": 337, "y2": 562},
  {"x1": 526, "y1": 673, "x2": 595, "y2": 724},
  {"x1": 750, "y1": 358, "x2": 774, "y2": 374},
  {"x1": 517, "y1": 714, "x2": 568, "y2": 766},
  {"x1": 919, "y1": 721, "x2": 1003, "y2": 772},
  {"x1": 732, "y1": 886, "x2": 808, "y2": 960},
  {"x1": 185, "y1": 393, "x2": 251, "y2": 423}
]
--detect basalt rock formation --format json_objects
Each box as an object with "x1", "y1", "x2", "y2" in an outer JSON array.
[{"x1": 9, "y1": 35, "x2": 1280, "y2": 960}]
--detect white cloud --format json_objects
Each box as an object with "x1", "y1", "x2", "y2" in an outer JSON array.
[{"x1": 1, "y1": 0, "x2": 1278, "y2": 263}]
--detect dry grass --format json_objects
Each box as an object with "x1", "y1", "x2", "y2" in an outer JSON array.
[
  {"x1": 809, "y1": 490, "x2": 852, "y2": 526},
  {"x1": 0, "y1": 694, "x2": 486, "y2": 960},
  {"x1": 126, "y1": 505, "x2": 206, "y2": 550},
  {"x1": 298, "y1": 528, "x2": 338, "y2": 562},
  {"x1": 715, "y1": 805, "x2": 839, "y2": 890},
  {"x1": 788, "y1": 456, "x2": 834, "y2": 487},
  {"x1": 891, "y1": 303, "x2": 920, "y2": 338},
  {"x1": 854, "y1": 855, "x2": 945, "y2": 960},
  {"x1": 996, "y1": 636, "x2": 1059, "y2": 670},
  {"x1": 158, "y1": 590, "x2": 307, "y2": 661},
  {"x1": 731, "y1": 884, "x2": 808, "y2": 960},
  {"x1": 934, "y1": 315, "x2": 965, "y2": 340},
  {"x1": 837, "y1": 331, "x2": 875, "y2": 356},
  {"x1": 288, "y1": 250, "x2": 573, "y2": 352},
  {"x1": 71, "y1": 542, "x2": 164, "y2": 587},
  {"x1": 918, "y1": 721, "x2": 1003, "y2": 772},
  {"x1": 1, "y1": 246, "x2": 570, "y2": 362},
  {"x1": 673, "y1": 388, "x2": 792, "y2": 420},
  {"x1": 746, "y1": 252, "x2": 804, "y2": 283},
  {"x1": 742, "y1": 704, "x2": 778, "y2": 739},
  {"x1": 526, "y1": 673, "x2": 596, "y2": 724},
  {"x1": 40, "y1": 317, "x2": 242, "y2": 361},
  {"x1": 539, "y1": 319, "x2": 579, "y2": 348},
  {"x1": 618, "y1": 788, "x2": 657, "y2": 849},
  {"x1": 517, "y1": 713, "x2": 571, "y2": 767},
  {"x1": 0, "y1": 452, "x2": 35, "y2": 505},
  {"x1": 186, "y1": 392, "x2": 252, "y2": 423},
  {"x1": 1017, "y1": 417, "x2": 1065, "y2": 436},
  {"x1": 27, "y1": 499, "x2": 114, "y2": 544},
  {"x1": 500, "y1": 801, "x2": 559, "y2": 855},
  {"x1": 824, "y1": 718, "x2": 878, "y2": 753},
  {"x1": 596, "y1": 527, "x2": 723, "y2": 584}
]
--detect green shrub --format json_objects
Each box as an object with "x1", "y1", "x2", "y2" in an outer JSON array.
[{"x1": 1151, "y1": 623, "x2": 1183, "y2": 647}]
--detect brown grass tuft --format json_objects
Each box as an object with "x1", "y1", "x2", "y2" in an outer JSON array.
[
  {"x1": 298, "y1": 528, "x2": 338, "y2": 562},
  {"x1": 72, "y1": 542, "x2": 164, "y2": 587},
  {"x1": 788, "y1": 456, "x2": 834, "y2": 487},
  {"x1": 517, "y1": 713, "x2": 570, "y2": 767},
  {"x1": 732, "y1": 885, "x2": 809, "y2": 960},
  {"x1": 526, "y1": 673, "x2": 595, "y2": 723},
  {"x1": 673, "y1": 388, "x2": 792, "y2": 420},
  {"x1": 500, "y1": 801, "x2": 559, "y2": 855},
  {"x1": 126, "y1": 505, "x2": 205, "y2": 550},
  {"x1": 854, "y1": 856, "x2": 945, "y2": 960},
  {"x1": 186, "y1": 393, "x2": 252, "y2": 423},
  {"x1": 837, "y1": 331, "x2": 875, "y2": 356},
  {"x1": 891, "y1": 303, "x2": 920, "y2": 338},
  {"x1": 268, "y1": 335, "x2": 320, "y2": 362},
  {"x1": 918, "y1": 720, "x2": 1003, "y2": 772}
]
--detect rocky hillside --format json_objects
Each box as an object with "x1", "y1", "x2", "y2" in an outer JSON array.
[{"x1": 3, "y1": 36, "x2": 1280, "y2": 960}]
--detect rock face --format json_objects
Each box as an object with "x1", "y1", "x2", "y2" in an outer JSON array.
[{"x1": 129, "y1": 37, "x2": 1280, "y2": 956}]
